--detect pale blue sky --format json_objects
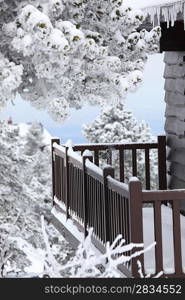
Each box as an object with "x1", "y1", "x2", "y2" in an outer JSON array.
[{"x1": 0, "y1": 53, "x2": 165, "y2": 143}]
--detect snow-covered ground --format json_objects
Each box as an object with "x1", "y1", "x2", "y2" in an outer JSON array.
[{"x1": 52, "y1": 200, "x2": 185, "y2": 276}]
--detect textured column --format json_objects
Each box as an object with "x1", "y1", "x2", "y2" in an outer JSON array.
[{"x1": 164, "y1": 52, "x2": 185, "y2": 210}]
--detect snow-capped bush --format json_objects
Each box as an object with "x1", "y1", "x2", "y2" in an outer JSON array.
[{"x1": 41, "y1": 218, "x2": 159, "y2": 278}]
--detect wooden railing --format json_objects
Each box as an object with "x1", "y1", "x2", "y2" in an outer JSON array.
[
  {"x1": 142, "y1": 189, "x2": 185, "y2": 277},
  {"x1": 71, "y1": 135, "x2": 167, "y2": 190},
  {"x1": 51, "y1": 137, "x2": 185, "y2": 278}
]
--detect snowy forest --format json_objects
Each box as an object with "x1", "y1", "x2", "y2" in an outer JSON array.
[{"x1": 0, "y1": 0, "x2": 172, "y2": 279}]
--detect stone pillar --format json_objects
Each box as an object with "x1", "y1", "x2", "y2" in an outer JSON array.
[{"x1": 164, "y1": 52, "x2": 185, "y2": 209}]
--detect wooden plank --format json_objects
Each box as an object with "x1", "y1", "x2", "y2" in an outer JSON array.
[
  {"x1": 153, "y1": 202, "x2": 163, "y2": 274},
  {"x1": 72, "y1": 143, "x2": 159, "y2": 152},
  {"x1": 145, "y1": 149, "x2": 150, "y2": 190},
  {"x1": 85, "y1": 166, "x2": 103, "y2": 183},
  {"x1": 103, "y1": 166, "x2": 115, "y2": 243},
  {"x1": 112, "y1": 191, "x2": 116, "y2": 242},
  {"x1": 65, "y1": 148, "x2": 69, "y2": 219},
  {"x1": 172, "y1": 200, "x2": 183, "y2": 275},
  {"x1": 97, "y1": 181, "x2": 101, "y2": 238},
  {"x1": 132, "y1": 149, "x2": 137, "y2": 176},
  {"x1": 158, "y1": 136, "x2": 167, "y2": 190},
  {"x1": 119, "y1": 149, "x2": 125, "y2": 183},
  {"x1": 53, "y1": 146, "x2": 66, "y2": 159},
  {"x1": 94, "y1": 179, "x2": 98, "y2": 236},
  {"x1": 160, "y1": 21, "x2": 185, "y2": 52},
  {"x1": 143, "y1": 190, "x2": 185, "y2": 202},
  {"x1": 129, "y1": 178, "x2": 144, "y2": 277},
  {"x1": 94, "y1": 150, "x2": 99, "y2": 166},
  {"x1": 68, "y1": 155, "x2": 83, "y2": 169},
  {"x1": 107, "y1": 176, "x2": 129, "y2": 198}
]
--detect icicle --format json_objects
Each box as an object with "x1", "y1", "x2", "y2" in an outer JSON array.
[
  {"x1": 157, "y1": 7, "x2": 161, "y2": 25},
  {"x1": 162, "y1": 7, "x2": 170, "y2": 28},
  {"x1": 143, "y1": 1, "x2": 185, "y2": 29}
]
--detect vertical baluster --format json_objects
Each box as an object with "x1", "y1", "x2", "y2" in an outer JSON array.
[
  {"x1": 103, "y1": 166, "x2": 115, "y2": 243},
  {"x1": 61, "y1": 158, "x2": 64, "y2": 201},
  {"x1": 115, "y1": 192, "x2": 119, "y2": 238},
  {"x1": 89, "y1": 176, "x2": 92, "y2": 227},
  {"x1": 145, "y1": 149, "x2": 151, "y2": 190},
  {"x1": 158, "y1": 136, "x2": 167, "y2": 190},
  {"x1": 65, "y1": 147, "x2": 70, "y2": 219},
  {"x1": 123, "y1": 196, "x2": 128, "y2": 256},
  {"x1": 59, "y1": 157, "x2": 61, "y2": 200},
  {"x1": 154, "y1": 201, "x2": 163, "y2": 275},
  {"x1": 119, "y1": 149, "x2": 125, "y2": 182},
  {"x1": 101, "y1": 183, "x2": 105, "y2": 243},
  {"x1": 112, "y1": 192, "x2": 117, "y2": 240},
  {"x1": 94, "y1": 150, "x2": 99, "y2": 166},
  {"x1": 79, "y1": 169, "x2": 83, "y2": 221},
  {"x1": 92, "y1": 178, "x2": 95, "y2": 230},
  {"x1": 71, "y1": 164, "x2": 75, "y2": 215},
  {"x1": 97, "y1": 181, "x2": 101, "y2": 239},
  {"x1": 75, "y1": 167, "x2": 77, "y2": 216},
  {"x1": 95, "y1": 179, "x2": 98, "y2": 235},
  {"x1": 109, "y1": 190, "x2": 113, "y2": 243},
  {"x1": 132, "y1": 149, "x2": 137, "y2": 176},
  {"x1": 55, "y1": 155, "x2": 60, "y2": 200},
  {"x1": 83, "y1": 153, "x2": 93, "y2": 237},
  {"x1": 51, "y1": 138, "x2": 60, "y2": 204},
  {"x1": 76, "y1": 168, "x2": 79, "y2": 219},
  {"x1": 172, "y1": 199, "x2": 182, "y2": 275}
]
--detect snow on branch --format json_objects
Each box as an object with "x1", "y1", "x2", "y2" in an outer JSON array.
[
  {"x1": 0, "y1": 0, "x2": 161, "y2": 122},
  {"x1": 41, "y1": 216, "x2": 160, "y2": 278}
]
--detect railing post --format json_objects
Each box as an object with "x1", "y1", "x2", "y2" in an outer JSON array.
[
  {"x1": 65, "y1": 147, "x2": 70, "y2": 220},
  {"x1": 129, "y1": 177, "x2": 144, "y2": 278},
  {"x1": 82, "y1": 151, "x2": 93, "y2": 238},
  {"x1": 51, "y1": 138, "x2": 60, "y2": 205},
  {"x1": 103, "y1": 165, "x2": 115, "y2": 243},
  {"x1": 158, "y1": 135, "x2": 167, "y2": 190}
]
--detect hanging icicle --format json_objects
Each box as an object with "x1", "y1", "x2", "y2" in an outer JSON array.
[{"x1": 141, "y1": 0, "x2": 185, "y2": 28}]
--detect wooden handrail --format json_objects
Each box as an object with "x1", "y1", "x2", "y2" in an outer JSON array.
[
  {"x1": 68, "y1": 142, "x2": 159, "y2": 151},
  {"x1": 143, "y1": 189, "x2": 185, "y2": 202}
]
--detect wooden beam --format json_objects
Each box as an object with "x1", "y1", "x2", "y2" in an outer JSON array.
[{"x1": 160, "y1": 21, "x2": 185, "y2": 52}]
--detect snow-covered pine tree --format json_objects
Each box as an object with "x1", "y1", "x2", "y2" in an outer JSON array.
[
  {"x1": 83, "y1": 103, "x2": 158, "y2": 188},
  {"x1": 0, "y1": 121, "x2": 73, "y2": 277},
  {"x1": 0, "y1": 121, "x2": 22, "y2": 199},
  {"x1": 0, "y1": 0, "x2": 160, "y2": 122},
  {"x1": 24, "y1": 122, "x2": 45, "y2": 155}
]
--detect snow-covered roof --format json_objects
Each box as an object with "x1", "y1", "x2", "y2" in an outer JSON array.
[{"x1": 125, "y1": 0, "x2": 185, "y2": 27}]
